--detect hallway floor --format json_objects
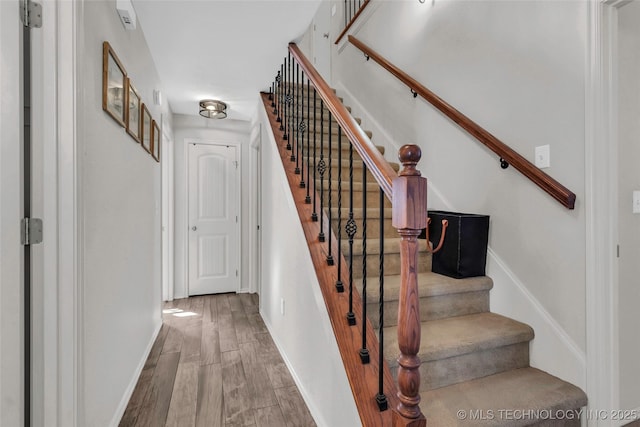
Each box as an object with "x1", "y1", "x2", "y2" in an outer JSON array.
[{"x1": 119, "y1": 293, "x2": 316, "y2": 427}]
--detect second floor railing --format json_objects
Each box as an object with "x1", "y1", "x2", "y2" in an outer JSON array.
[
  {"x1": 335, "y1": 0, "x2": 371, "y2": 45},
  {"x1": 348, "y1": 35, "x2": 576, "y2": 210}
]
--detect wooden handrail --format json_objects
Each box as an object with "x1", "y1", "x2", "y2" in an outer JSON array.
[
  {"x1": 348, "y1": 35, "x2": 577, "y2": 210},
  {"x1": 288, "y1": 43, "x2": 397, "y2": 202},
  {"x1": 335, "y1": 0, "x2": 371, "y2": 45}
]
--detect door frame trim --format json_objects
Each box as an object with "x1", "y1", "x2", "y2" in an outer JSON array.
[
  {"x1": 184, "y1": 139, "x2": 242, "y2": 296},
  {"x1": 586, "y1": 0, "x2": 625, "y2": 423}
]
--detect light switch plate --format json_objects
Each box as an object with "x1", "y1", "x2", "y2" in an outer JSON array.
[{"x1": 535, "y1": 145, "x2": 550, "y2": 169}]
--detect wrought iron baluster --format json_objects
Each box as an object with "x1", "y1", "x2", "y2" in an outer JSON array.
[
  {"x1": 376, "y1": 186, "x2": 388, "y2": 411},
  {"x1": 278, "y1": 66, "x2": 283, "y2": 127},
  {"x1": 305, "y1": 78, "x2": 311, "y2": 204},
  {"x1": 346, "y1": 142, "x2": 356, "y2": 325},
  {"x1": 311, "y1": 89, "x2": 318, "y2": 222},
  {"x1": 273, "y1": 72, "x2": 279, "y2": 116},
  {"x1": 299, "y1": 71, "x2": 306, "y2": 188},
  {"x1": 360, "y1": 163, "x2": 370, "y2": 364},
  {"x1": 294, "y1": 63, "x2": 300, "y2": 169},
  {"x1": 291, "y1": 60, "x2": 297, "y2": 164},
  {"x1": 318, "y1": 100, "x2": 326, "y2": 242},
  {"x1": 335, "y1": 128, "x2": 344, "y2": 292},
  {"x1": 284, "y1": 56, "x2": 289, "y2": 143},
  {"x1": 327, "y1": 113, "x2": 334, "y2": 265},
  {"x1": 344, "y1": 0, "x2": 347, "y2": 27}
]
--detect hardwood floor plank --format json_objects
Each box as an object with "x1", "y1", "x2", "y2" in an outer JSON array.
[
  {"x1": 228, "y1": 294, "x2": 245, "y2": 313},
  {"x1": 135, "y1": 352, "x2": 180, "y2": 427},
  {"x1": 162, "y1": 324, "x2": 183, "y2": 354},
  {"x1": 253, "y1": 405, "x2": 287, "y2": 427},
  {"x1": 251, "y1": 293, "x2": 259, "y2": 306},
  {"x1": 180, "y1": 321, "x2": 202, "y2": 363},
  {"x1": 118, "y1": 367, "x2": 154, "y2": 427},
  {"x1": 239, "y1": 342, "x2": 278, "y2": 409},
  {"x1": 221, "y1": 350, "x2": 255, "y2": 426},
  {"x1": 190, "y1": 296, "x2": 205, "y2": 318},
  {"x1": 254, "y1": 332, "x2": 280, "y2": 364},
  {"x1": 266, "y1": 362, "x2": 296, "y2": 389},
  {"x1": 195, "y1": 363, "x2": 224, "y2": 427},
  {"x1": 239, "y1": 293, "x2": 258, "y2": 314},
  {"x1": 144, "y1": 325, "x2": 169, "y2": 370},
  {"x1": 201, "y1": 322, "x2": 221, "y2": 365},
  {"x1": 274, "y1": 386, "x2": 316, "y2": 427},
  {"x1": 247, "y1": 313, "x2": 268, "y2": 335},
  {"x1": 202, "y1": 295, "x2": 218, "y2": 326},
  {"x1": 218, "y1": 296, "x2": 239, "y2": 353},
  {"x1": 165, "y1": 361, "x2": 198, "y2": 427},
  {"x1": 232, "y1": 309, "x2": 255, "y2": 344}
]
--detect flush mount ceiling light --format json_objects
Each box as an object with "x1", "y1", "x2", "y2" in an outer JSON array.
[{"x1": 199, "y1": 99, "x2": 227, "y2": 119}]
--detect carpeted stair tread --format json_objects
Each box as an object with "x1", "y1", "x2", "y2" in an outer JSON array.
[
  {"x1": 345, "y1": 236, "x2": 430, "y2": 255},
  {"x1": 419, "y1": 367, "x2": 588, "y2": 427},
  {"x1": 384, "y1": 313, "x2": 534, "y2": 365},
  {"x1": 358, "y1": 272, "x2": 493, "y2": 304}
]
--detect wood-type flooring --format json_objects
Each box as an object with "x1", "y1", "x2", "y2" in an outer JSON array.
[{"x1": 119, "y1": 293, "x2": 316, "y2": 427}]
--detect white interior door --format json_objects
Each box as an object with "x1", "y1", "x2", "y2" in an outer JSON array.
[
  {"x1": 0, "y1": 1, "x2": 24, "y2": 425},
  {"x1": 188, "y1": 143, "x2": 239, "y2": 295},
  {"x1": 312, "y1": 0, "x2": 332, "y2": 83}
]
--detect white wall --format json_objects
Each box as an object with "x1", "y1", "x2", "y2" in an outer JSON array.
[
  {"x1": 617, "y1": 1, "x2": 640, "y2": 412},
  {"x1": 77, "y1": 1, "x2": 172, "y2": 425},
  {"x1": 321, "y1": 0, "x2": 589, "y2": 386},
  {"x1": 172, "y1": 114, "x2": 251, "y2": 298},
  {"x1": 256, "y1": 99, "x2": 361, "y2": 427}
]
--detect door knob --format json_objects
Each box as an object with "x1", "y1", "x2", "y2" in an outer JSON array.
[{"x1": 191, "y1": 226, "x2": 197, "y2": 231}]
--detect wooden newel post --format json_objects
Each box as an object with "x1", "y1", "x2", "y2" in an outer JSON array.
[{"x1": 391, "y1": 145, "x2": 427, "y2": 427}]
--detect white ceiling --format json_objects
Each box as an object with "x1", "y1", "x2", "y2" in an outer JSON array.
[{"x1": 132, "y1": 0, "x2": 321, "y2": 121}]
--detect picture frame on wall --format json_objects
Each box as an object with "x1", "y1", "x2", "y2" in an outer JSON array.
[
  {"x1": 102, "y1": 41, "x2": 126, "y2": 126},
  {"x1": 141, "y1": 103, "x2": 152, "y2": 154},
  {"x1": 152, "y1": 120, "x2": 160, "y2": 163},
  {"x1": 125, "y1": 78, "x2": 141, "y2": 143}
]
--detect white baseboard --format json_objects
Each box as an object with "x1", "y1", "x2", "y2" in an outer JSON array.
[
  {"x1": 109, "y1": 320, "x2": 163, "y2": 427},
  {"x1": 335, "y1": 84, "x2": 587, "y2": 389}
]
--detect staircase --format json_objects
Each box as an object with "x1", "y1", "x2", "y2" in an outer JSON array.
[{"x1": 302, "y1": 93, "x2": 588, "y2": 426}]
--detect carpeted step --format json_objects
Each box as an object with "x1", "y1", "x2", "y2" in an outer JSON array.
[
  {"x1": 419, "y1": 367, "x2": 587, "y2": 427},
  {"x1": 329, "y1": 207, "x2": 396, "y2": 239},
  {"x1": 358, "y1": 272, "x2": 492, "y2": 328},
  {"x1": 345, "y1": 237, "x2": 432, "y2": 278},
  {"x1": 384, "y1": 313, "x2": 534, "y2": 391}
]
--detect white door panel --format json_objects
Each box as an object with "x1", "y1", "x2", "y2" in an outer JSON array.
[
  {"x1": 1, "y1": 1, "x2": 24, "y2": 424},
  {"x1": 188, "y1": 144, "x2": 239, "y2": 295}
]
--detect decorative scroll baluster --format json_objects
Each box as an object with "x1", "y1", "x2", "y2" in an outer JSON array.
[
  {"x1": 335, "y1": 129, "x2": 344, "y2": 292},
  {"x1": 392, "y1": 145, "x2": 427, "y2": 424},
  {"x1": 318, "y1": 100, "x2": 326, "y2": 242},
  {"x1": 299, "y1": 70, "x2": 306, "y2": 187},
  {"x1": 327, "y1": 113, "x2": 334, "y2": 265},
  {"x1": 305, "y1": 78, "x2": 311, "y2": 203},
  {"x1": 294, "y1": 63, "x2": 300, "y2": 170},
  {"x1": 311, "y1": 89, "x2": 318, "y2": 222},
  {"x1": 346, "y1": 142, "x2": 356, "y2": 325},
  {"x1": 291, "y1": 60, "x2": 297, "y2": 164},
  {"x1": 360, "y1": 163, "x2": 370, "y2": 364},
  {"x1": 377, "y1": 186, "x2": 388, "y2": 411}
]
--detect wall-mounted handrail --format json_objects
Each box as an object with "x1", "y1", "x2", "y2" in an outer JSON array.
[
  {"x1": 348, "y1": 35, "x2": 577, "y2": 210},
  {"x1": 335, "y1": 0, "x2": 371, "y2": 45},
  {"x1": 289, "y1": 42, "x2": 397, "y2": 202}
]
